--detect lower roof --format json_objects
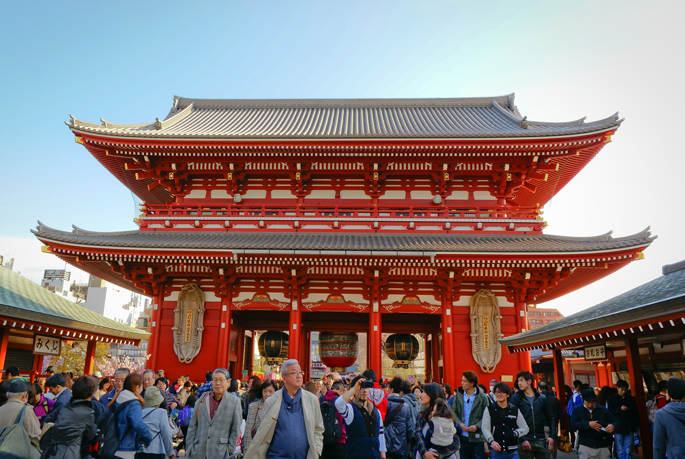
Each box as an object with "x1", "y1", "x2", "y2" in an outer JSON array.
[
  {"x1": 0, "y1": 266, "x2": 149, "y2": 341},
  {"x1": 32, "y1": 223, "x2": 654, "y2": 255},
  {"x1": 500, "y1": 260, "x2": 685, "y2": 349}
]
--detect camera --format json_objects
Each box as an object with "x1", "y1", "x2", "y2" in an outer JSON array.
[{"x1": 361, "y1": 380, "x2": 375, "y2": 389}]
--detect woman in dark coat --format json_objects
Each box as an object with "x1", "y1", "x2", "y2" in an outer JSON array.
[{"x1": 42, "y1": 376, "x2": 99, "y2": 459}]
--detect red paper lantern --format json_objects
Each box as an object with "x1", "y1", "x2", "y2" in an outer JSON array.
[{"x1": 319, "y1": 332, "x2": 358, "y2": 372}]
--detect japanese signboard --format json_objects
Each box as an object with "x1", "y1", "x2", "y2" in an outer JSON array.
[
  {"x1": 584, "y1": 344, "x2": 607, "y2": 361},
  {"x1": 43, "y1": 270, "x2": 71, "y2": 281},
  {"x1": 33, "y1": 335, "x2": 61, "y2": 356}
]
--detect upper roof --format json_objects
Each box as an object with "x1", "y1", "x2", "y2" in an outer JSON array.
[
  {"x1": 499, "y1": 260, "x2": 685, "y2": 348},
  {"x1": 32, "y1": 222, "x2": 654, "y2": 254},
  {"x1": 0, "y1": 266, "x2": 149, "y2": 341},
  {"x1": 67, "y1": 94, "x2": 623, "y2": 140}
]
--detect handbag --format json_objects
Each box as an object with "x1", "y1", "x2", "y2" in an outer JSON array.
[
  {"x1": 557, "y1": 433, "x2": 572, "y2": 453},
  {"x1": 167, "y1": 414, "x2": 181, "y2": 437}
]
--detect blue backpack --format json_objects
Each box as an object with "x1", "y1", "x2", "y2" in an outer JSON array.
[{"x1": 176, "y1": 406, "x2": 193, "y2": 426}]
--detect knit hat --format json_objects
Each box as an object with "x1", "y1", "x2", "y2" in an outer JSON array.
[
  {"x1": 581, "y1": 388, "x2": 597, "y2": 402},
  {"x1": 144, "y1": 386, "x2": 165, "y2": 408},
  {"x1": 8, "y1": 379, "x2": 28, "y2": 394}
]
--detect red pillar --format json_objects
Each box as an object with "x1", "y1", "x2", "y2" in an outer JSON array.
[
  {"x1": 553, "y1": 349, "x2": 569, "y2": 433},
  {"x1": 247, "y1": 331, "x2": 255, "y2": 379},
  {"x1": 288, "y1": 305, "x2": 302, "y2": 362},
  {"x1": 431, "y1": 331, "x2": 440, "y2": 383},
  {"x1": 217, "y1": 291, "x2": 233, "y2": 369},
  {"x1": 0, "y1": 326, "x2": 9, "y2": 370},
  {"x1": 302, "y1": 331, "x2": 310, "y2": 382},
  {"x1": 233, "y1": 327, "x2": 246, "y2": 380},
  {"x1": 441, "y1": 289, "x2": 455, "y2": 388},
  {"x1": 368, "y1": 307, "x2": 382, "y2": 377},
  {"x1": 84, "y1": 340, "x2": 97, "y2": 375},
  {"x1": 625, "y1": 338, "x2": 652, "y2": 459},
  {"x1": 425, "y1": 334, "x2": 433, "y2": 383},
  {"x1": 515, "y1": 301, "x2": 532, "y2": 373},
  {"x1": 147, "y1": 290, "x2": 165, "y2": 371}
]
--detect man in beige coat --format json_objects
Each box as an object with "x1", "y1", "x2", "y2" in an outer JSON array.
[
  {"x1": 0, "y1": 379, "x2": 41, "y2": 459},
  {"x1": 245, "y1": 359, "x2": 324, "y2": 459}
]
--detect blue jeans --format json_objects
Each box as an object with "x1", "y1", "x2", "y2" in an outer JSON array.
[
  {"x1": 614, "y1": 432, "x2": 633, "y2": 459},
  {"x1": 460, "y1": 438, "x2": 485, "y2": 459},
  {"x1": 491, "y1": 451, "x2": 519, "y2": 459}
]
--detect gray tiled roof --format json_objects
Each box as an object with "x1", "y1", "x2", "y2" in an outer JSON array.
[
  {"x1": 32, "y1": 223, "x2": 654, "y2": 254},
  {"x1": 500, "y1": 260, "x2": 685, "y2": 347},
  {"x1": 67, "y1": 94, "x2": 622, "y2": 140},
  {"x1": 0, "y1": 266, "x2": 149, "y2": 340}
]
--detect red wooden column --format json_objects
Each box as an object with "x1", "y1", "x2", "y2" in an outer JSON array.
[
  {"x1": 431, "y1": 331, "x2": 440, "y2": 383},
  {"x1": 147, "y1": 290, "x2": 165, "y2": 371},
  {"x1": 0, "y1": 326, "x2": 10, "y2": 370},
  {"x1": 246, "y1": 330, "x2": 255, "y2": 379},
  {"x1": 515, "y1": 300, "x2": 532, "y2": 372},
  {"x1": 625, "y1": 338, "x2": 652, "y2": 459},
  {"x1": 302, "y1": 331, "x2": 311, "y2": 382},
  {"x1": 233, "y1": 327, "x2": 246, "y2": 380},
  {"x1": 425, "y1": 334, "x2": 433, "y2": 382},
  {"x1": 217, "y1": 288, "x2": 233, "y2": 369},
  {"x1": 441, "y1": 287, "x2": 456, "y2": 388},
  {"x1": 288, "y1": 306, "x2": 302, "y2": 362},
  {"x1": 83, "y1": 340, "x2": 97, "y2": 375},
  {"x1": 369, "y1": 305, "x2": 382, "y2": 377},
  {"x1": 553, "y1": 349, "x2": 569, "y2": 433}
]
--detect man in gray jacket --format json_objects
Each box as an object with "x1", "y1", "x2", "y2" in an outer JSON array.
[
  {"x1": 654, "y1": 378, "x2": 685, "y2": 459},
  {"x1": 385, "y1": 377, "x2": 414, "y2": 459}
]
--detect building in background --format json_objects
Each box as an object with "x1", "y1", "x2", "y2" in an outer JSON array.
[
  {"x1": 82, "y1": 275, "x2": 148, "y2": 327},
  {"x1": 527, "y1": 306, "x2": 564, "y2": 330}
]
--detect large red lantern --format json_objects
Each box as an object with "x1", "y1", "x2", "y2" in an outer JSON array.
[
  {"x1": 319, "y1": 332, "x2": 358, "y2": 372},
  {"x1": 385, "y1": 334, "x2": 420, "y2": 368}
]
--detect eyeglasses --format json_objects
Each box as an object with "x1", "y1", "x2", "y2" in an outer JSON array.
[{"x1": 285, "y1": 371, "x2": 305, "y2": 377}]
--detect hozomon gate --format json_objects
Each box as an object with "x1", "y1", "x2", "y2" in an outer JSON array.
[{"x1": 33, "y1": 94, "x2": 654, "y2": 386}]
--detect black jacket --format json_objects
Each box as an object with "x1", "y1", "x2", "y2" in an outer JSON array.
[
  {"x1": 541, "y1": 391, "x2": 566, "y2": 432},
  {"x1": 570, "y1": 404, "x2": 617, "y2": 449},
  {"x1": 383, "y1": 395, "x2": 414, "y2": 456},
  {"x1": 42, "y1": 399, "x2": 98, "y2": 459},
  {"x1": 607, "y1": 392, "x2": 639, "y2": 435},
  {"x1": 511, "y1": 389, "x2": 556, "y2": 441}
]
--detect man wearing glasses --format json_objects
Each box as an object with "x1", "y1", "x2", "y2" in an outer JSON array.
[
  {"x1": 482, "y1": 383, "x2": 529, "y2": 459},
  {"x1": 245, "y1": 359, "x2": 324, "y2": 459}
]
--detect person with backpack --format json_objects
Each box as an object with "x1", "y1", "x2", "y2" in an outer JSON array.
[
  {"x1": 138, "y1": 387, "x2": 174, "y2": 459},
  {"x1": 0, "y1": 379, "x2": 41, "y2": 459},
  {"x1": 242, "y1": 379, "x2": 278, "y2": 454},
  {"x1": 40, "y1": 376, "x2": 99, "y2": 459},
  {"x1": 320, "y1": 379, "x2": 346, "y2": 459},
  {"x1": 510, "y1": 371, "x2": 555, "y2": 459},
  {"x1": 105, "y1": 373, "x2": 152, "y2": 459},
  {"x1": 482, "y1": 382, "x2": 529, "y2": 459},
  {"x1": 385, "y1": 377, "x2": 414, "y2": 459}
]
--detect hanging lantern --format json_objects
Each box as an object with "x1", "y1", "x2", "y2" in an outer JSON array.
[
  {"x1": 385, "y1": 334, "x2": 420, "y2": 368},
  {"x1": 258, "y1": 331, "x2": 289, "y2": 366},
  {"x1": 319, "y1": 332, "x2": 358, "y2": 372}
]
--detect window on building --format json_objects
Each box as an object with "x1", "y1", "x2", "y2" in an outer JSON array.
[
  {"x1": 544, "y1": 312, "x2": 556, "y2": 316},
  {"x1": 530, "y1": 311, "x2": 541, "y2": 316}
]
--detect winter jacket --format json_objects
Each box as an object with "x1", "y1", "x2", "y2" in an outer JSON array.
[
  {"x1": 403, "y1": 393, "x2": 420, "y2": 427},
  {"x1": 570, "y1": 404, "x2": 616, "y2": 449},
  {"x1": 511, "y1": 389, "x2": 556, "y2": 441},
  {"x1": 42, "y1": 399, "x2": 97, "y2": 459},
  {"x1": 383, "y1": 394, "x2": 414, "y2": 456},
  {"x1": 161, "y1": 389, "x2": 184, "y2": 412},
  {"x1": 98, "y1": 388, "x2": 116, "y2": 408},
  {"x1": 141, "y1": 407, "x2": 174, "y2": 457},
  {"x1": 541, "y1": 391, "x2": 566, "y2": 432},
  {"x1": 607, "y1": 392, "x2": 639, "y2": 435},
  {"x1": 186, "y1": 391, "x2": 242, "y2": 459},
  {"x1": 452, "y1": 386, "x2": 489, "y2": 443},
  {"x1": 482, "y1": 402, "x2": 529, "y2": 452},
  {"x1": 53, "y1": 388, "x2": 72, "y2": 411},
  {"x1": 34, "y1": 394, "x2": 55, "y2": 419},
  {"x1": 653, "y1": 400, "x2": 685, "y2": 459},
  {"x1": 113, "y1": 390, "x2": 152, "y2": 452}
]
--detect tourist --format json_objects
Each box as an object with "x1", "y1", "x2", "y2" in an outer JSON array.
[
  {"x1": 424, "y1": 398, "x2": 459, "y2": 459},
  {"x1": 334, "y1": 375, "x2": 386, "y2": 459},
  {"x1": 94, "y1": 377, "x2": 112, "y2": 400},
  {"x1": 488, "y1": 379, "x2": 499, "y2": 404},
  {"x1": 653, "y1": 377, "x2": 685, "y2": 459},
  {"x1": 139, "y1": 386, "x2": 174, "y2": 459},
  {"x1": 178, "y1": 380, "x2": 193, "y2": 405},
  {"x1": 242, "y1": 379, "x2": 279, "y2": 454},
  {"x1": 321, "y1": 379, "x2": 347, "y2": 459},
  {"x1": 41, "y1": 376, "x2": 99, "y2": 459},
  {"x1": 0, "y1": 379, "x2": 11, "y2": 407},
  {"x1": 196, "y1": 371, "x2": 213, "y2": 398},
  {"x1": 414, "y1": 382, "x2": 459, "y2": 459},
  {"x1": 34, "y1": 382, "x2": 55, "y2": 420},
  {"x1": 453, "y1": 370, "x2": 488, "y2": 459},
  {"x1": 242, "y1": 375, "x2": 261, "y2": 418},
  {"x1": 0, "y1": 379, "x2": 42, "y2": 457},
  {"x1": 444, "y1": 384, "x2": 453, "y2": 406},
  {"x1": 402, "y1": 379, "x2": 420, "y2": 424},
  {"x1": 108, "y1": 373, "x2": 153, "y2": 459},
  {"x1": 510, "y1": 371, "x2": 555, "y2": 459},
  {"x1": 537, "y1": 381, "x2": 563, "y2": 459},
  {"x1": 169, "y1": 375, "x2": 186, "y2": 396},
  {"x1": 155, "y1": 377, "x2": 184, "y2": 412},
  {"x1": 245, "y1": 359, "x2": 324, "y2": 459},
  {"x1": 483, "y1": 382, "x2": 529, "y2": 459},
  {"x1": 385, "y1": 377, "x2": 414, "y2": 459},
  {"x1": 142, "y1": 369, "x2": 156, "y2": 393},
  {"x1": 607, "y1": 380, "x2": 639, "y2": 459},
  {"x1": 100, "y1": 367, "x2": 129, "y2": 407},
  {"x1": 46, "y1": 373, "x2": 72, "y2": 410},
  {"x1": 227, "y1": 378, "x2": 241, "y2": 398},
  {"x1": 570, "y1": 389, "x2": 615, "y2": 459},
  {"x1": 596, "y1": 386, "x2": 614, "y2": 408},
  {"x1": 186, "y1": 368, "x2": 242, "y2": 458}
]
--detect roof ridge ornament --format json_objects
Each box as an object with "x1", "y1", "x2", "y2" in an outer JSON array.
[{"x1": 520, "y1": 116, "x2": 529, "y2": 129}]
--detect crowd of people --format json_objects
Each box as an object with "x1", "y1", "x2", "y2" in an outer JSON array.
[{"x1": 0, "y1": 363, "x2": 684, "y2": 459}]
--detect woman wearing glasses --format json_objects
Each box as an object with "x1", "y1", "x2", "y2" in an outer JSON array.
[
  {"x1": 185, "y1": 368, "x2": 242, "y2": 459},
  {"x1": 244, "y1": 359, "x2": 325, "y2": 459}
]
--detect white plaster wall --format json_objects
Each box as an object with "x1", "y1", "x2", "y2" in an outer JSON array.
[
  {"x1": 473, "y1": 191, "x2": 496, "y2": 200},
  {"x1": 446, "y1": 190, "x2": 469, "y2": 200},
  {"x1": 410, "y1": 191, "x2": 434, "y2": 199},
  {"x1": 211, "y1": 189, "x2": 232, "y2": 199},
  {"x1": 271, "y1": 190, "x2": 297, "y2": 199},
  {"x1": 305, "y1": 190, "x2": 336, "y2": 199},
  {"x1": 340, "y1": 190, "x2": 368, "y2": 199},
  {"x1": 184, "y1": 189, "x2": 206, "y2": 199},
  {"x1": 378, "y1": 191, "x2": 406, "y2": 200},
  {"x1": 242, "y1": 190, "x2": 267, "y2": 199}
]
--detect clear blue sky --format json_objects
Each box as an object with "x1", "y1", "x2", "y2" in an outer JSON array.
[{"x1": 1, "y1": 1, "x2": 684, "y2": 315}]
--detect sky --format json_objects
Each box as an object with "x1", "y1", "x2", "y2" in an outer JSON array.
[{"x1": 1, "y1": 1, "x2": 684, "y2": 316}]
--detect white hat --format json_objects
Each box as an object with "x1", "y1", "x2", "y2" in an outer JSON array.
[{"x1": 93, "y1": 371, "x2": 103, "y2": 378}]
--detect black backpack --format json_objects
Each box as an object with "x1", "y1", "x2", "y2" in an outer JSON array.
[
  {"x1": 96, "y1": 400, "x2": 136, "y2": 459},
  {"x1": 321, "y1": 400, "x2": 343, "y2": 446}
]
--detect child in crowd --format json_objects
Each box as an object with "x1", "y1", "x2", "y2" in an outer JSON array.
[{"x1": 425, "y1": 398, "x2": 459, "y2": 459}]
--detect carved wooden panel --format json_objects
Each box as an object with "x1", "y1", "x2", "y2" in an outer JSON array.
[
  {"x1": 470, "y1": 289, "x2": 503, "y2": 373},
  {"x1": 171, "y1": 283, "x2": 205, "y2": 363}
]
